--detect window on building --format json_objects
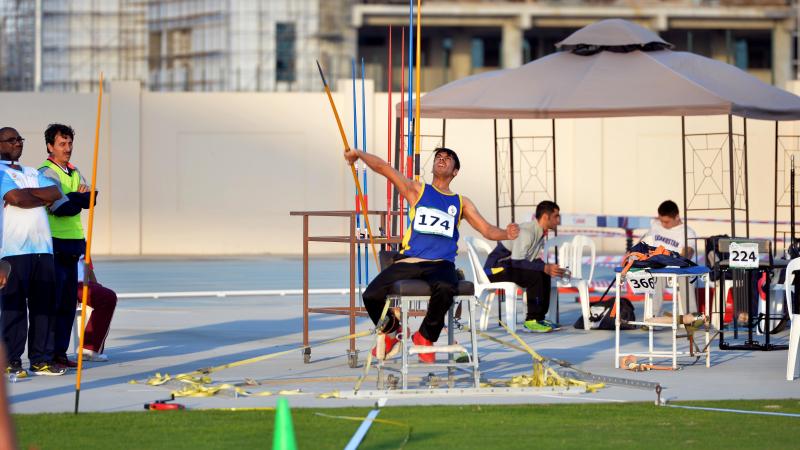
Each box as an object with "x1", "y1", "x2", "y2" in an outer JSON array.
[
  {"x1": 276, "y1": 22, "x2": 296, "y2": 83},
  {"x1": 148, "y1": 31, "x2": 162, "y2": 72},
  {"x1": 167, "y1": 28, "x2": 191, "y2": 70},
  {"x1": 471, "y1": 36, "x2": 501, "y2": 68},
  {"x1": 744, "y1": 35, "x2": 771, "y2": 69}
]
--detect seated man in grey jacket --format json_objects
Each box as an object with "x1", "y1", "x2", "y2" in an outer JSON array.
[{"x1": 483, "y1": 201, "x2": 565, "y2": 332}]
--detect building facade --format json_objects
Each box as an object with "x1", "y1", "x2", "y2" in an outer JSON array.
[
  {"x1": 356, "y1": 0, "x2": 796, "y2": 91},
  {"x1": 0, "y1": 0, "x2": 796, "y2": 92}
]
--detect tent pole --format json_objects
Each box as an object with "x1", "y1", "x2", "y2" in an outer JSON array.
[
  {"x1": 494, "y1": 119, "x2": 500, "y2": 227},
  {"x1": 509, "y1": 119, "x2": 516, "y2": 223},
  {"x1": 442, "y1": 119, "x2": 446, "y2": 147},
  {"x1": 552, "y1": 118, "x2": 557, "y2": 205},
  {"x1": 774, "y1": 120, "x2": 779, "y2": 255},
  {"x1": 682, "y1": 116, "x2": 689, "y2": 257},
  {"x1": 743, "y1": 117, "x2": 750, "y2": 238},
  {"x1": 728, "y1": 114, "x2": 736, "y2": 237}
]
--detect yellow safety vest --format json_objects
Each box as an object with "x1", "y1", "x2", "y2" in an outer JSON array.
[{"x1": 40, "y1": 159, "x2": 85, "y2": 240}]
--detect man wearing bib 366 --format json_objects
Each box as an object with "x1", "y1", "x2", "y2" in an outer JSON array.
[
  {"x1": 642, "y1": 200, "x2": 697, "y2": 317},
  {"x1": 344, "y1": 147, "x2": 519, "y2": 363}
]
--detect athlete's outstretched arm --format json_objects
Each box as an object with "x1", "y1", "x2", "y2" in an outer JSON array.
[
  {"x1": 344, "y1": 148, "x2": 421, "y2": 204},
  {"x1": 461, "y1": 196, "x2": 519, "y2": 241}
]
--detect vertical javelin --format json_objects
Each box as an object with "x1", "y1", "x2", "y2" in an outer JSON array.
[
  {"x1": 414, "y1": 0, "x2": 422, "y2": 182},
  {"x1": 399, "y1": 27, "x2": 406, "y2": 236},
  {"x1": 361, "y1": 58, "x2": 369, "y2": 280},
  {"x1": 407, "y1": 0, "x2": 414, "y2": 177},
  {"x1": 386, "y1": 25, "x2": 392, "y2": 239},
  {"x1": 74, "y1": 72, "x2": 103, "y2": 414},
  {"x1": 352, "y1": 59, "x2": 362, "y2": 291}
]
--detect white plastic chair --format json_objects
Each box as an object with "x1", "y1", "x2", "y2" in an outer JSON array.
[
  {"x1": 785, "y1": 257, "x2": 800, "y2": 381},
  {"x1": 464, "y1": 236, "x2": 524, "y2": 332},
  {"x1": 569, "y1": 235, "x2": 596, "y2": 285},
  {"x1": 548, "y1": 235, "x2": 596, "y2": 329}
]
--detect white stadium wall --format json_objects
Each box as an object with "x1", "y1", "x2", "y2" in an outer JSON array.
[{"x1": 0, "y1": 80, "x2": 798, "y2": 255}]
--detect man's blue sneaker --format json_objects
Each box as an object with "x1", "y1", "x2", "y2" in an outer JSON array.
[
  {"x1": 540, "y1": 319, "x2": 560, "y2": 329},
  {"x1": 523, "y1": 320, "x2": 553, "y2": 333}
]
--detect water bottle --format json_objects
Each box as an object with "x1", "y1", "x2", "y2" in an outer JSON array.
[{"x1": 561, "y1": 268, "x2": 572, "y2": 283}]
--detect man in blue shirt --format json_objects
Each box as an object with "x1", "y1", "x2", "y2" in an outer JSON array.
[{"x1": 0, "y1": 127, "x2": 65, "y2": 377}]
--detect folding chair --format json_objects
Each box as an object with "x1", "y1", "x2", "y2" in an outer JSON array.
[{"x1": 374, "y1": 252, "x2": 480, "y2": 390}]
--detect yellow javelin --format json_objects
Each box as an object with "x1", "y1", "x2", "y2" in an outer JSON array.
[
  {"x1": 413, "y1": 0, "x2": 422, "y2": 182},
  {"x1": 74, "y1": 72, "x2": 103, "y2": 414},
  {"x1": 316, "y1": 60, "x2": 381, "y2": 271}
]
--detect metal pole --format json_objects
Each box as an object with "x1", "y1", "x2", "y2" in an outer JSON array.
[
  {"x1": 682, "y1": 116, "x2": 689, "y2": 255},
  {"x1": 743, "y1": 117, "x2": 750, "y2": 238},
  {"x1": 509, "y1": 119, "x2": 516, "y2": 223},
  {"x1": 442, "y1": 119, "x2": 446, "y2": 148},
  {"x1": 789, "y1": 155, "x2": 796, "y2": 249},
  {"x1": 552, "y1": 118, "x2": 557, "y2": 205},
  {"x1": 774, "y1": 121, "x2": 780, "y2": 255},
  {"x1": 34, "y1": 0, "x2": 41, "y2": 92},
  {"x1": 494, "y1": 119, "x2": 500, "y2": 226},
  {"x1": 728, "y1": 114, "x2": 736, "y2": 237}
]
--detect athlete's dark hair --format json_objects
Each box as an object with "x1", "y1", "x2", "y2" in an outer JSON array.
[
  {"x1": 434, "y1": 147, "x2": 460, "y2": 171},
  {"x1": 657, "y1": 200, "x2": 680, "y2": 218},
  {"x1": 535, "y1": 200, "x2": 560, "y2": 219}
]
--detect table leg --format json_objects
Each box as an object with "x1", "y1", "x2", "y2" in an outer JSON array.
[
  {"x1": 303, "y1": 215, "x2": 310, "y2": 363},
  {"x1": 615, "y1": 273, "x2": 621, "y2": 368},
  {"x1": 349, "y1": 214, "x2": 357, "y2": 357},
  {"x1": 672, "y1": 275, "x2": 678, "y2": 370},
  {"x1": 705, "y1": 274, "x2": 711, "y2": 367}
]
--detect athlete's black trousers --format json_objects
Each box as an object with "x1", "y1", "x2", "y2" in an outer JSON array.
[{"x1": 363, "y1": 260, "x2": 459, "y2": 342}]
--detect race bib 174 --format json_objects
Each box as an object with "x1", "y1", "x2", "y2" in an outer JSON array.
[{"x1": 413, "y1": 206, "x2": 455, "y2": 238}]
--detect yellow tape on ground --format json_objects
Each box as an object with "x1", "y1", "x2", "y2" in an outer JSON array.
[
  {"x1": 133, "y1": 325, "x2": 377, "y2": 398},
  {"x1": 470, "y1": 299, "x2": 604, "y2": 393},
  {"x1": 354, "y1": 299, "x2": 391, "y2": 393}
]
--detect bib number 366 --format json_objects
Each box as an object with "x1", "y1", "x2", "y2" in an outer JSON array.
[
  {"x1": 627, "y1": 272, "x2": 656, "y2": 296},
  {"x1": 729, "y1": 242, "x2": 759, "y2": 269}
]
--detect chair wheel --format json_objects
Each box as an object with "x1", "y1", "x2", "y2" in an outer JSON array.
[
  {"x1": 302, "y1": 348, "x2": 311, "y2": 364},
  {"x1": 387, "y1": 374, "x2": 399, "y2": 390},
  {"x1": 347, "y1": 351, "x2": 359, "y2": 368}
]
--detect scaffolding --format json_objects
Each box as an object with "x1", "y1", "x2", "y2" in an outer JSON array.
[
  {"x1": 145, "y1": 0, "x2": 354, "y2": 92},
  {"x1": 0, "y1": 0, "x2": 356, "y2": 92}
]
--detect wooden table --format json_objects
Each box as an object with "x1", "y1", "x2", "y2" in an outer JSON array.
[{"x1": 290, "y1": 210, "x2": 401, "y2": 367}]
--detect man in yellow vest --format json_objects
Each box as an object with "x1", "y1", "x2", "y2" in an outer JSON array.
[{"x1": 39, "y1": 124, "x2": 94, "y2": 368}]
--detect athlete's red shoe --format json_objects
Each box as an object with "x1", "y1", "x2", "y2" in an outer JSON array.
[
  {"x1": 412, "y1": 331, "x2": 435, "y2": 364},
  {"x1": 371, "y1": 332, "x2": 401, "y2": 360}
]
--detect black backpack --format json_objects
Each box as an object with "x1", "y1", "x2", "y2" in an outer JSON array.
[{"x1": 573, "y1": 297, "x2": 636, "y2": 330}]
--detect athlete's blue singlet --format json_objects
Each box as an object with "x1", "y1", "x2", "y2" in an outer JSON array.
[{"x1": 400, "y1": 184, "x2": 462, "y2": 262}]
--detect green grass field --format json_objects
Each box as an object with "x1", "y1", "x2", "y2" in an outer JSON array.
[{"x1": 12, "y1": 399, "x2": 800, "y2": 449}]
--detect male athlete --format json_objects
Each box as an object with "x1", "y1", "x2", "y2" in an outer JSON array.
[{"x1": 344, "y1": 147, "x2": 518, "y2": 363}]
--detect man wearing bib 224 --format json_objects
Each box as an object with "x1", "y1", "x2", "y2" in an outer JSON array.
[{"x1": 344, "y1": 147, "x2": 519, "y2": 363}]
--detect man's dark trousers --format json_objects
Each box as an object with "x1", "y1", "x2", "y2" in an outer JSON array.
[
  {"x1": 0, "y1": 254, "x2": 56, "y2": 365},
  {"x1": 489, "y1": 267, "x2": 551, "y2": 321}
]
